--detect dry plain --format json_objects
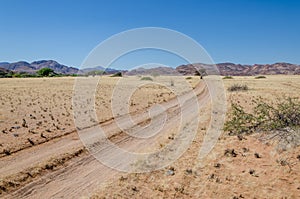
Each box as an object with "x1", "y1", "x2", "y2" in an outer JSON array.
[{"x1": 0, "y1": 75, "x2": 299, "y2": 198}]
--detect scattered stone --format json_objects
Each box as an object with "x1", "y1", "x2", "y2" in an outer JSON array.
[
  {"x1": 12, "y1": 126, "x2": 20, "y2": 129},
  {"x1": 242, "y1": 147, "x2": 249, "y2": 153},
  {"x1": 297, "y1": 155, "x2": 300, "y2": 161},
  {"x1": 214, "y1": 163, "x2": 221, "y2": 168},
  {"x1": 119, "y1": 176, "x2": 127, "y2": 181},
  {"x1": 208, "y1": 174, "x2": 215, "y2": 180},
  {"x1": 166, "y1": 167, "x2": 175, "y2": 176},
  {"x1": 22, "y1": 119, "x2": 28, "y2": 128},
  {"x1": 3, "y1": 149, "x2": 11, "y2": 155},
  {"x1": 185, "y1": 169, "x2": 193, "y2": 175},
  {"x1": 224, "y1": 149, "x2": 238, "y2": 157},
  {"x1": 168, "y1": 136, "x2": 174, "y2": 140},
  {"x1": 249, "y1": 169, "x2": 259, "y2": 177},
  {"x1": 13, "y1": 133, "x2": 19, "y2": 137},
  {"x1": 237, "y1": 134, "x2": 246, "y2": 141},
  {"x1": 131, "y1": 186, "x2": 138, "y2": 192},
  {"x1": 249, "y1": 169, "x2": 255, "y2": 175},
  {"x1": 27, "y1": 138, "x2": 35, "y2": 145},
  {"x1": 254, "y1": 152, "x2": 262, "y2": 158}
]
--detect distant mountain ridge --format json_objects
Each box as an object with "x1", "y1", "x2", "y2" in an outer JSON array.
[
  {"x1": 215, "y1": 62, "x2": 300, "y2": 76},
  {"x1": 1, "y1": 60, "x2": 299, "y2": 76},
  {"x1": 0, "y1": 60, "x2": 79, "y2": 74}
]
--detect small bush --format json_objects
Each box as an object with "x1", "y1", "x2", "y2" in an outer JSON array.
[
  {"x1": 37, "y1": 68, "x2": 55, "y2": 77},
  {"x1": 223, "y1": 76, "x2": 233, "y2": 79},
  {"x1": 186, "y1": 77, "x2": 192, "y2": 80},
  {"x1": 224, "y1": 96, "x2": 300, "y2": 137},
  {"x1": 170, "y1": 79, "x2": 174, "y2": 86},
  {"x1": 140, "y1": 77, "x2": 153, "y2": 81},
  {"x1": 227, "y1": 84, "x2": 248, "y2": 92},
  {"x1": 110, "y1": 72, "x2": 122, "y2": 77},
  {"x1": 255, "y1": 76, "x2": 266, "y2": 79}
]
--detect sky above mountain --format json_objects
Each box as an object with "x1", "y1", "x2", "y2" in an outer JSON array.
[{"x1": 0, "y1": 0, "x2": 300, "y2": 69}]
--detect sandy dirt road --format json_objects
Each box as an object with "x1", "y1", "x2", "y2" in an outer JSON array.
[{"x1": 2, "y1": 80, "x2": 211, "y2": 198}]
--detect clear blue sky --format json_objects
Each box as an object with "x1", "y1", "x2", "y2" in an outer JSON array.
[{"x1": 0, "y1": 0, "x2": 300, "y2": 68}]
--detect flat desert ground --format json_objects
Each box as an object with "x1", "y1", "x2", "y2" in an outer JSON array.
[{"x1": 0, "y1": 75, "x2": 299, "y2": 198}]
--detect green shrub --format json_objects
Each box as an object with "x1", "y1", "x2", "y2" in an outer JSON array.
[
  {"x1": 110, "y1": 72, "x2": 122, "y2": 77},
  {"x1": 224, "y1": 97, "x2": 300, "y2": 135},
  {"x1": 186, "y1": 77, "x2": 192, "y2": 80},
  {"x1": 37, "y1": 68, "x2": 55, "y2": 77},
  {"x1": 223, "y1": 76, "x2": 233, "y2": 79},
  {"x1": 255, "y1": 76, "x2": 266, "y2": 79},
  {"x1": 140, "y1": 76, "x2": 153, "y2": 81},
  {"x1": 227, "y1": 84, "x2": 248, "y2": 92}
]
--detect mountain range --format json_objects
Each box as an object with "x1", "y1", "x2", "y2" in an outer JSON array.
[{"x1": 0, "y1": 60, "x2": 299, "y2": 76}]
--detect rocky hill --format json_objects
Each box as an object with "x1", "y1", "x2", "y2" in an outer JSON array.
[
  {"x1": 0, "y1": 60, "x2": 79, "y2": 74},
  {"x1": 176, "y1": 62, "x2": 300, "y2": 76},
  {"x1": 1, "y1": 60, "x2": 299, "y2": 76},
  {"x1": 78, "y1": 66, "x2": 120, "y2": 75}
]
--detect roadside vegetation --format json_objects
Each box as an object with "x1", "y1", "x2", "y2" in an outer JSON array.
[
  {"x1": 224, "y1": 96, "x2": 300, "y2": 148},
  {"x1": 0, "y1": 68, "x2": 126, "y2": 78}
]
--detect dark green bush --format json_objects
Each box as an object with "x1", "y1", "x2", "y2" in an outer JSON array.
[
  {"x1": 37, "y1": 68, "x2": 54, "y2": 76},
  {"x1": 110, "y1": 72, "x2": 122, "y2": 77}
]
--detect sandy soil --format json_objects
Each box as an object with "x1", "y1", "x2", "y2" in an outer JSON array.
[
  {"x1": 0, "y1": 75, "x2": 201, "y2": 197},
  {"x1": 0, "y1": 75, "x2": 299, "y2": 198},
  {"x1": 0, "y1": 76, "x2": 199, "y2": 157},
  {"x1": 92, "y1": 75, "x2": 300, "y2": 199}
]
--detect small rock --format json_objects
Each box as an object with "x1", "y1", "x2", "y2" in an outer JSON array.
[
  {"x1": 237, "y1": 134, "x2": 246, "y2": 141},
  {"x1": 249, "y1": 169, "x2": 259, "y2": 177},
  {"x1": 132, "y1": 186, "x2": 138, "y2": 192},
  {"x1": 249, "y1": 169, "x2": 255, "y2": 175},
  {"x1": 214, "y1": 163, "x2": 221, "y2": 168},
  {"x1": 166, "y1": 167, "x2": 175, "y2": 176},
  {"x1": 297, "y1": 155, "x2": 300, "y2": 161},
  {"x1": 185, "y1": 169, "x2": 193, "y2": 175},
  {"x1": 242, "y1": 147, "x2": 249, "y2": 153},
  {"x1": 27, "y1": 138, "x2": 35, "y2": 145},
  {"x1": 13, "y1": 133, "x2": 19, "y2": 137},
  {"x1": 224, "y1": 149, "x2": 238, "y2": 157},
  {"x1": 254, "y1": 152, "x2": 262, "y2": 158},
  {"x1": 3, "y1": 149, "x2": 11, "y2": 155}
]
